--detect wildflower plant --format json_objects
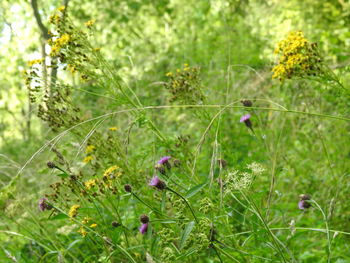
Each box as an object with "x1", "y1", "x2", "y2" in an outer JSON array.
[
  {"x1": 164, "y1": 64, "x2": 205, "y2": 104},
  {"x1": 5, "y1": 4, "x2": 349, "y2": 263},
  {"x1": 272, "y1": 31, "x2": 323, "y2": 81},
  {"x1": 272, "y1": 31, "x2": 347, "y2": 95}
]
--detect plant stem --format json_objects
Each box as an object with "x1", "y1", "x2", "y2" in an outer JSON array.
[{"x1": 166, "y1": 187, "x2": 198, "y2": 223}]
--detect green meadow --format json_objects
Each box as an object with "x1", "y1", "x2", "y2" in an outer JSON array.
[{"x1": 0, "y1": 1, "x2": 349, "y2": 262}]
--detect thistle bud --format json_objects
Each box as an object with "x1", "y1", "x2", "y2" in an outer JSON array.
[
  {"x1": 241, "y1": 100, "x2": 253, "y2": 107},
  {"x1": 47, "y1": 161, "x2": 56, "y2": 169},
  {"x1": 111, "y1": 221, "x2": 121, "y2": 227},
  {"x1": 140, "y1": 214, "x2": 149, "y2": 224},
  {"x1": 124, "y1": 184, "x2": 132, "y2": 193}
]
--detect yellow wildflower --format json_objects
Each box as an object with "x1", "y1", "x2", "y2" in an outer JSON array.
[
  {"x1": 272, "y1": 31, "x2": 322, "y2": 81},
  {"x1": 82, "y1": 217, "x2": 91, "y2": 224},
  {"x1": 183, "y1": 63, "x2": 189, "y2": 67},
  {"x1": 90, "y1": 223, "x2": 97, "y2": 228},
  {"x1": 109, "y1": 127, "x2": 118, "y2": 131},
  {"x1": 50, "y1": 46, "x2": 59, "y2": 56},
  {"x1": 68, "y1": 64, "x2": 77, "y2": 73},
  {"x1": 85, "y1": 145, "x2": 96, "y2": 154},
  {"x1": 28, "y1": 59, "x2": 43, "y2": 66},
  {"x1": 49, "y1": 34, "x2": 70, "y2": 56},
  {"x1": 77, "y1": 227, "x2": 87, "y2": 237},
  {"x1": 49, "y1": 14, "x2": 60, "y2": 24},
  {"x1": 166, "y1": 72, "x2": 173, "y2": 77},
  {"x1": 84, "y1": 179, "x2": 97, "y2": 190},
  {"x1": 83, "y1": 156, "x2": 93, "y2": 163},
  {"x1": 68, "y1": 205, "x2": 80, "y2": 218},
  {"x1": 103, "y1": 165, "x2": 121, "y2": 180},
  {"x1": 58, "y1": 34, "x2": 70, "y2": 46},
  {"x1": 103, "y1": 165, "x2": 118, "y2": 176},
  {"x1": 57, "y1": 6, "x2": 65, "y2": 12},
  {"x1": 85, "y1": 19, "x2": 96, "y2": 28}
]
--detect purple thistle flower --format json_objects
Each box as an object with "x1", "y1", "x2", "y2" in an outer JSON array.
[
  {"x1": 240, "y1": 114, "x2": 253, "y2": 130},
  {"x1": 38, "y1": 198, "x2": 52, "y2": 211},
  {"x1": 240, "y1": 114, "x2": 251, "y2": 123},
  {"x1": 157, "y1": 156, "x2": 172, "y2": 170},
  {"x1": 149, "y1": 176, "x2": 166, "y2": 190},
  {"x1": 139, "y1": 223, "x2": 148, "y2": 234},
  {"x1": 298, "y1": 200, "x2": 311, "y2": 210},
  {"x1": 157, "y1": 156, "x2": 171, "y2": 165},
  {"x1": 298, "y1": 194, "x2": 311, "y2": 210}
]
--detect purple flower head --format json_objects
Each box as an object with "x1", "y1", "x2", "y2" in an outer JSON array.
[
  {"x1": 298, "y1": 194, "x2": 311, "y2": 210},
  {"x1": 38, "y1": 198, "x2": 52, "y2": 211},
  {"x1": 240, "y1": 114, "x2": 251, "y2": 123},
  {"x1": 157, "y1": 156, "x2": 172, "y2": 171},
  {"x1": 149, "y1": 176, "x2": 166, "y2": 190},
  {"x1": 240, "y1": 114, "x2": 253, "y2": 130},
  {"x1": 139, "y1": 223, "x2": 148, "y2": 234},
  {"x1": 157, "y1": 156, "x2": 171, "y2": 165},
  {"x1": 298, "y1": 200, "x2": 311, "y2": 210}
]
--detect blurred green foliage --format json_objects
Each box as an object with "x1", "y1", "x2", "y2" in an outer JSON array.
[{"x1": 0, "y1": 0, "x2": 349, "y2": 262}]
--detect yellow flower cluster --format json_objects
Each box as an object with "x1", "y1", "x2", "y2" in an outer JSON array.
[
  {"x1": 68, "y1": 64, "x2": 77, "y2": 74},
  {"x1": 49, "y1": 6, "x2": 65, "y2": 24},
  {"x1": 81, "y1": 217, "x2": 97, "y2": 228},
  {"x1": 109, "y1": 127, "x2": 118, "y2": 131},
  {"x1": 83, "y1": 155, "x2": 94, "y2": 163},
  {"x1": 84, "y1": 19, "x2": 96, "y2": 28},
  {"x1": 49, "y1": 14, "x2": 60, "y2": 24},
  {"x1": 57, "y1": 6, "x2": 65, "y2": 12},
  {"x1": 82, "y1": 217, "x2": 91, "y2": 224},
  {"x1": 84, "y1": 179, "x2": 97, "y2": 190},
  {"x1": 28, "y1": 59, "x2": 43, "y2": 67},
  {"x1": 274, "y1": 31, "x2": 307, "y2": 55},
  {"x1": 103, "y1": 165, "x2": 122, "y2": 181},
  {"x1": 49, "y1": 34, "x2": 71, "y2": 57},
  {"x1": 85, "y1": 145, "x2": 96, "y2": 154},
  {"x1": 164, "y1": 64, "x2": 204, "y2": 104},
  {"x1": 68, "y1": 204, "x2": 80, "y2": 218},
  {"x1": 77, "y1": 222, "x2": 97, "y2": 237},
  {"x1": 272, "y1": 31, "x2": 322, "y2": 81},
  {"x1": 78, "y1": 227, "x2": 87, "y2": 237}
]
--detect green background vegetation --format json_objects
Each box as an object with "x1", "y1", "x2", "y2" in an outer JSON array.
[{"x1": 0, "y1": 0, "x2": 349, "y2": 262}]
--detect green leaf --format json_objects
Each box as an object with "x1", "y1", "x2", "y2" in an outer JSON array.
[
  {"x1": 161, "y1": 191, "x2": 167, "y2": 212},
  {"x1": 185, "y1": 182, "x2": 208, "y2": 198},
  {"x1": 104, "y1": 245, "x2": 137, "y2": 263},
  {"x1": 66, "y1": 239, "x2": 82, "y2": 251},
  {"x1": 56, "y1": 173, "x2": 69, "y2": 178},
  {"x1": 50, "y1": 213, "x2": 69, "y2": 220},
  {"x1": 179, "y1": 221, "x2": 195, "y2": 250},
  {"x1": 159, "y1": 220, "x2": 177, "y2": 224}
]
